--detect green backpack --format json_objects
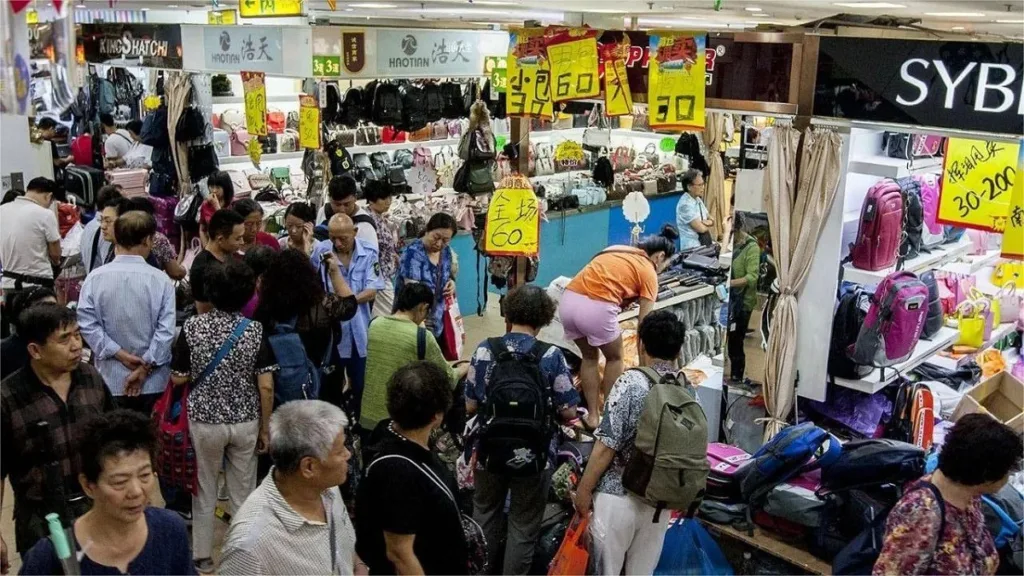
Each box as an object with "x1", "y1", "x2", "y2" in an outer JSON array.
[{"x1": 621, "y1": 367, "x2": 710, "y2": 519}]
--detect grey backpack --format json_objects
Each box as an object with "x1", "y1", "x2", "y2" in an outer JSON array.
[{"x1": 621, "y1": 367, "x2": 709, "y2": 519}]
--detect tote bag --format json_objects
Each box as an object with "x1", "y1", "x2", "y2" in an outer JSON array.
[
  {"x1": 956, "y1": 301, "x2": 985, "y2": 349},
  {"x1": 442, "y1": 293, "x2": 465, "y2": 361}
]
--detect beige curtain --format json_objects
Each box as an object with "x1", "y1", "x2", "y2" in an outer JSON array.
[
  {"x1": 165, "y1": 72, "x2": 192, "y2": 191},
  {"x1": 702, "y1": 112, "x2": 726, "y2": 242},
  {"x1": 761, "y1": 127, "x2": 843, "y2": 441}
]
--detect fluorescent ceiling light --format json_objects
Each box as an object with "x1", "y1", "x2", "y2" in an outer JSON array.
[
  {"x1": 409, "y1": 7, "x2": 562, "y2": 19},
  {"x1": 951, "y1": 26, "x2": 965, "y2": 30},
  {"x1": 637, "y1": 18, "x2": 725, "y2": 28},
  {"x1": 348, "y1": 3, "x2": 397, "y2": 8},
  {"x1": 924, "y1": 12, "x2": 986, "y2": 17},
  {"x1": 996, "y1": 19, "x2": 1024, "y2": 23},
  {"x1": 745, "y1": 6, "x2": 762, "y2": 12},
  {"x1": 833, "y1": 2, "x2": 906, "y2": 8},
  {"x1": 585, "y1": 8, "x2": 632, "y2": 13},
  {"x1": 465, "y1": 1, "x2": 516, "y2": 5}
]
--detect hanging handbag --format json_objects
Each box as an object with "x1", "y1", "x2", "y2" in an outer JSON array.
[
  {"x1": 175, "y1": 106, "x2": 205, "y2": 142},
  {"x1": 995, "y1": 282, "x2": 1021, "y2": 324},
  {"x1": 267, "y1": 110, "x2": 286, "y2": 134},
  {"x1": 409, "y1": 126, "x2": 431, "y2": 142},
  {"x1": 174, "y1": 192, "x2": 202, "y2": 228},
  {"x1": 188, "y1": 144, "x2": 219, "y2": 182},
  {"x1": 955, "y1": 301, "x2": 985, "y2": 349},
  {"x1": 992, "y1": 262, "x2": 1024, "y2": 289}
]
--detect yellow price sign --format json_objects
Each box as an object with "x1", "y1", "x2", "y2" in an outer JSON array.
[
  {"x1": 648, "y1": 31, "x2": 706, "y2": 131},
  {"x1": 938, "y1": 138, "x2": 1019, "y2": 232},
  {"x1": 507, "y1": 28, "x2": 553, "y2": 119},
  {"x1": 299, "y1": 95, "x2": 320, "y2": 150},
  {"x1": 605, "y1": 58, "x2": 633, "y2": 117},
  {"x1": 248, "y1": 137, "x2": 262, "y2": 169},
  {"x1": 208, "y1": 10, "x2": 237, "y2": 24},
  {"x1": 26, "y1": 10, "x2": 38, "y2": 25},
  {"x1": 484, "y1": 187, "x2": 540, "y2": 256},
  {"x1": 1000, "y1": 143, "x2": 1024, "y2": 261},
  {"x1": 239, "y1": 0, "x2": 304, "y2": 18},
  {"x1": 545, "y1": 31, "x2": 599, "y2": 103},
  {"x1": 241, "y1": 71, "x2": 267, "y2": 137}
]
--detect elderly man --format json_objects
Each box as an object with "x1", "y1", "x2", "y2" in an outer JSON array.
[
  {"x1": 219, "y1": 400, "x2": 366, "y2": 575},
  {"x1": 310, "y1": 213, "x2": 386, "y2": 421}
]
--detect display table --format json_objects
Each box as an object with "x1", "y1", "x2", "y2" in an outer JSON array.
[{"x1": 700, "y1": 519, "x2": 832, "y2": 575}]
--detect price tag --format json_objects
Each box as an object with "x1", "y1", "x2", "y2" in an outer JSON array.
[
  {"x1": 241, "y1": 71, "x2": 267, "y2": 136},
  {"x1": 484, "y1": 187, "x2": 540, "y2": 256},
  {"x1": 299, "y1": 95, "x2": 320, "y2": 150},
  {"x1": 312, "y1": 55, "x2": 341, "y2": 78},
  {"x1": 507, "y1": 28, "x2": 553, "y2": 119},
  {"x1": 545, "y1": 31, "x2": 599, "y2": 103},
  {"x1": 938, "y1": 138, "x2": 1019, "y2": 232},
  {"x1": 239, "y1": 0, "x2": 304, "y2": 18},
  {"x1": 484, "y1": 56, "x2": 507, "y2": 93},
  {"x1": 247, "y1": 135, "x2": 262, "y2": 169},
  {"x1": 554, "y1": 140, "x2": 585, "y2": 170},
  {"x1": 1001, "y1": 144, "x2": 1023, "y2": 261},
  {"x1": 605, "y1": 58, "x2": 633, "y2": 117},
  {"x1": 648, "y1": 32, "x2": 706, "y2": 131}
]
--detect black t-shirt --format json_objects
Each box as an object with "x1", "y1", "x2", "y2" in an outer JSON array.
[
  {"x1": 355, "y1": 421, "x2": 468, "y2": 576},
  {"x1": 189, "y1": 249, "x2": 224, "y2": 304}
]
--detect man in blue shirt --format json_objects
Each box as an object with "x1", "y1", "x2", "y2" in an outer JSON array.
[
  {"x1": 310, "y1": 213, "x2": 386, "y2": 422},
  {"x1": 79, "y1": 185, "x2": 122, "y2": 275},
  {"x1": 77, "y1": 211, "x2": 175, "y2": 413}
]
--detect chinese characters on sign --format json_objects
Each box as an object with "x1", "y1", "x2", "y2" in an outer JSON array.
[
  {"x1": 485, "y1": 56, "x2": 507, "y2": 93},
  {"x1": 938, "y1": 138, "x2": 1019, "y2": 232},
  {"x1": 1000, "y1": 143, "x2": 1023, "y2": 261},
  {"x1": 343, "y1": 31, "x2": 366, "y2": 74},
  {"x1": 208, "y1": 10, "x2": 237, "y2": 24},
  {"x1": 600, "y1": 38, "x2": 633, "y2": 117},
  {"x1": 239, "y1": 0, "x2": 304, "y2": 18},
  {"x1": 507, "y1": 28, "x2": 553, "y2": 119},
  {"x1": 242, "y1": 71, "x2": 267, "y2": 137},
  {"x1": 298, "y1": 95, "x2": 320, "y2": 150},
  {"x1": 648, "y1": 32, "x2": 706, "y2": 131},
  {"x1": 545, "y1": 29, "x2": 600, "y2": 103},
  {"x1": 375, "y1": 30, "x2": 502, "y2": 76},
  {"x1": 484, "y1": 187, "x2": 541, "y2": 256},
  {"x1": 312, "y1": 55, "x2": 341, "y2": 77},
  {"x1": 204, "y1": 26, "x2": 283, "y2": 75}
]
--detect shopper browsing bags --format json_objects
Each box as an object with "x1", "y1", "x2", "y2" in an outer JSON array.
[{"x1": 396, "y1": 213, "x2": 460, "y2": 360}]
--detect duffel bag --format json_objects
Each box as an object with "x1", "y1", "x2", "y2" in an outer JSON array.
[{"x1": 820, "y1": 438, "x2": 925, "y2": 493}]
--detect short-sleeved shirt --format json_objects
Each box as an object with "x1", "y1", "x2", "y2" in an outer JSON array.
[
  {"x1": 594, "y1": 362, "x2": 676, "y2": 496},
  {"x1": 19, "y1": 507, "x2": 196, "y2": 575},
  {"x1": 80, "y1": 218, "x2": 110, "y2": 274},
  {"x1": 356, "y1": 422, "x2": 468, "y2": 576},
  {"x1": 676, "y1": 193, "x2": 709, "y2": 251},
  {"x1": 369, "y1": 210, "x2": 399, "y2": 282},
  {"x1": 103, "y1": 129, "x2": 134, "y2": 160},
  {"x1": 0, "y1": 197, "x2": 60, "y2": 289},
  {"x1": 252, "y1": 231, "x2": 281, "y2": 251},
  {"x1": 396, "y1": 240, "x2": 453, "y2": 337},
  {"x1": 220, "y1": 470, "x2": 355, "y2": 576},
  {"x1": 566, "y1": 246, "x2": 658, "y2": 306},
  {"x1": 171, "y1": 310, "x2": 278, "y2": 424},
  {"x1": 310, "y1": 238, "x2": 387, "y2": 359},
  {"x1": 188, "y1": 249, "x2": 227, "y2": 304}
]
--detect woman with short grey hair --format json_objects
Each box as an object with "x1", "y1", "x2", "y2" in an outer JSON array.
[{"x1": 220, "y1": 400, "x2": 368, "y2": 576}]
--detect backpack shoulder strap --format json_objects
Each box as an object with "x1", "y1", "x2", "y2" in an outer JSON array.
[
  {"x1": 196, "y1": 318, "x2": 250, "y2": 387},
  {"x1": 417, "y1": 327, "x2": 427, "y2": 361},
  {"x1": 487, "y1": 337, "x2": 509, "y2": 360},
  {"x1": 90, "y1": 227, "x2": 102, "y2": 270},
  {"x1": 527, "y1": 340, "x2": 550, "y2": 364},
  {"x1": 633, "y1": 366, "x2": 665, "y2": 386},
  {"x1": 352, "y1": 213, "x2": 378, "y2": 230}
]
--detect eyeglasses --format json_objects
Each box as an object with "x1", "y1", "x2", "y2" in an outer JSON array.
[{"x1": 691, "y1": 181, "x2": 706, "y2": 189}]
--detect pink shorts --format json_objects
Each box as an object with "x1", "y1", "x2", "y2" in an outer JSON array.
[{"x1": 559, "y1": 289, "x2": 622, "y2": 347}]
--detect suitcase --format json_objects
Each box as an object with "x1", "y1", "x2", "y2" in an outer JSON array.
[
  {"x1": 706, "y1": 442, "x2": 752, "y2": 502},
  {"x1": 65, "y1": 165, "x2": 105, "y2": 206}
]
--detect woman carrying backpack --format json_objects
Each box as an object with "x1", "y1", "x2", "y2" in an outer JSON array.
[{"x1": 455, "y1": 101, "x2": 497, "y2": 195}]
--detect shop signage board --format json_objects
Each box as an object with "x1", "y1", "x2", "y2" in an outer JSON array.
[
  {"x1": 79, "y1": 24, "x2": 183, "y2": 69},
  {"x1": 545, "y1": 28, "x2": 601, "y2": 103},
  {"x1": 485, "y1": 56, "x2": 507, "y2": 93},
  {"x1": 648, "y1": 31, "x2": 706, "y2": 131},
  {"x1": 1000, "y1": 143, "x2": 1023, "y2": 261},
  {"x1": 208, "y1": 10, "x2": 237, "y2": 25},
  {"x1": 600, "y1": 38, "x2": 634, "y2": 117},
  {"x1": 937, "y1": 137, "x2": 1019, "y2": 232},
  {"x1": 813, "y1": 37, "x2": 1024, "y2": 136},
  {"x1": 203, "y1": 26, "x2": 283, "y2": 75},
  {"x1": 239, "y1": 0, "x2": 304, "y2": 18},
  {"x1": 484, "y1": 187, "x2": 540, "y2": 257},
  {"x1": 507, "y1": 28, "x2": 553, "y2": 119},
  {"x1": 375, "y1": 29, "x2": 506, "y2": 78},
  {"x1": 312, "y1": 26, "x2": 344, "y2": 77},
  {"x1": 312, "y1": 55, "x2": 341, "y2": 77}
]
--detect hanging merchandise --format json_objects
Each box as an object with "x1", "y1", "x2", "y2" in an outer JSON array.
[
  {"x1": 544, "y1": 28, "x2": 600, "y2": 103},
  {"x1": 648, "y1": 31, "x2": 706, "y2": 131},
  {"x1": 298, "y1": 95, "x2": 320, "y2": 150},
  {"x1": 937, "y1": 137, "x2": 1019, "y2": 232},
  {"x1": 507, "y1": 28, "x2": 553, "y2": 119},
  {"x1": 600, "y1": 38, "x2": 633, "y2": 117},
  {"x1": 483, "y1": 176, "x2": 540, "y2": 257}
]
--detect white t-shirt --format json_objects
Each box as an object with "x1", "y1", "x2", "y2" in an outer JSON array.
[
  {"x1": 313, "y1": 205, "x2": 379, "y2": 249},
  {"x1": 103, "y1": 129, "x2": 134, "y2": 159},
  {"x1": 0, "y1": 197, "x2": 60, "y2": 288}
]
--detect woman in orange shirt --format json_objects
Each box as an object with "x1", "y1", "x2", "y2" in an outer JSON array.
[{"x1": 559, "y1": 226, "x2": 678, "y2": 429}]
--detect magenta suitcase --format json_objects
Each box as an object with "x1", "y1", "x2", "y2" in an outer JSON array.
[
  {"x1": 851, "y1": 179, "x2": 904, "y2": 271},
  {"x1": 706, "y1": 443, "x2": 751, "y2": 502}
]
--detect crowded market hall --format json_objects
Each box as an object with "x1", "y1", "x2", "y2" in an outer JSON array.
[{"x1": 1, "y1": 0, "x2": 1023, "y2": 574}]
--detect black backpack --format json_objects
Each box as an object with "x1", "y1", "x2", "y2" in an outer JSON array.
[
  {"x1": 827, "y1": 287, "x2": 871, "y2": 380},
  {"x1": 896, "y1": 176, "x2": 924, "y2": 265},
  {"x1": 322, "y1": 83, "x2": 342, "y2": 125},
  {"x1": 422, "y1": 82, "x2": 445, "y2": 122},
  {"x1": 592, "y1": 157, "x2": 613, "y2": 188},
  {"x1": 441, "y1": 81, "x2": 464, "y2": 118},
  {"x1": 399, "y1": 83, "x2": 428, "y2": 132},
  {"x1": 325, "y1": 139, "x2": 354, "y2": 177},
  {"x1": 477, "y1": 338, "x2": 554, "y2": 477},
  {"x1": 340, "y1": 87, "x2": 362, "y2": 127},
  {"x1": 919, "y1": 271, "x2": 944, "y2": 339},
  {"x1": 372, "y1": 82, "x2": 403, "y2": 127},
  {"x1": 360, "y1": 81, "x2": 378, "y2": 123}
]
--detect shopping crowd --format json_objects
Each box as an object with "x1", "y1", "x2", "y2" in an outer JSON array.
[{"x1": 1, "y1": 171, "x2": 1021, "y2": 576}]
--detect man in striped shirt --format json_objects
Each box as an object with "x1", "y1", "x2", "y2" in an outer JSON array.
[{"x1": 77, "y1": 211, "x2": 175, "y2": 413}]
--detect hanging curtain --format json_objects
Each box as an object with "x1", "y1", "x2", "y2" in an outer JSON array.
[
  {"x1": 702, "y1": 111, "x2": 726, "y2": 242},
  {"x1": 761, "y1": 127, "x2": 843, "y2": 441},
  {"x1": 165, "y1": 72, "x2": 192, "y2": 190}
]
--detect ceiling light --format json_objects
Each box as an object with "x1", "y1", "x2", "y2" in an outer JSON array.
[
  {"x1": 951, "y1": 26, "x2": 965, "y2": 30},
  {"x1": 465, "y1": 1, "x2": 516, "y2": 5},
  {"x1": 745, "y1": 6, "x2": 762, "y2": 12},
  {"x1": 140, "y1": 6, "x2": 150, "y2": 10},
  {"x1": 167, "y1": 4, "x2": 179, "y2": 7},
  {"x1": 996, "y1": 19, "x2": 1024, "y2": 23},
  {"x1": 924, "y1": 12, "x2": 986, "y2": 17},
  {"x1": 637, "y1": 18, "x2": 725, "y2": 28},
  {"x1": 75, "y1": 3, "x2": 86, "y2": 7},
  {"x1": 348, "y1": 3, "x2": 397, "y2": 8},
  {"x1": 833, "y1": 2, "x2": 906, "y2": 8}
]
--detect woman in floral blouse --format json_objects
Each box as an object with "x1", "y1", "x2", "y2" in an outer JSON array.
[
  {"x1": 873, "y1": 414, "x2": 1022, "y2": 576},
  {"x1": 396, "y1": 213, "x2": 458, "y2": 359}
]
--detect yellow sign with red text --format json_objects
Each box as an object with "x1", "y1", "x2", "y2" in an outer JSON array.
[
  {"x1": 298, "y1": 95, "x2": 320, "y2": 150},
  {"x1": 242, "y1": 71, "x2": 267, "y2": 136},
  {"x1": 648, "y1": 31, "x2": 706, "y2": 131},
  {"x1": 545, "y1": 30, "x2": 600, "y2": 103}
]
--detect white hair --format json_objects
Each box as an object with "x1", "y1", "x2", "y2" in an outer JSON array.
[{"x1": 269, "y1": 400, "x2": 348, "y2": 474}]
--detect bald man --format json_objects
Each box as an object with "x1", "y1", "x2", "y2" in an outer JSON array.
[{"x1": 310, "y1": 213, "x2": 387, "y2": 419}]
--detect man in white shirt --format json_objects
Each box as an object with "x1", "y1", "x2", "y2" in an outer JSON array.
[
  {"x1": 323, "y1": 175, "x2": 379, "y2": 249},
  {"x1": 0, "y1": 177, "x2": 61, "y2": 292},
  {"x1": 100, "y1": 113, "x2": 134, "y2": 169}
]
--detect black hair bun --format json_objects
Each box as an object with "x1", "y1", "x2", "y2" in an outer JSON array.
[{"x1": 659, "y1": 223, "x2": 680, "y2": 242}]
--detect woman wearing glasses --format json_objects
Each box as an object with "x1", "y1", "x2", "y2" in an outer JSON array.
[{"x1": 675, "y1": 169, "x2": 714, "y2": 250}]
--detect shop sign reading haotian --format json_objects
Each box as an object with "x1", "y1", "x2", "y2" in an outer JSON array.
[
  {"x1": 79, "y1": 24, "x2": 183, "y2": 69},
  {"x1": 376, "y1": 29, "x2": 508, "y2": 78},
  {"x1": 204, "y1": 26, "x2": 283, "y2": 75}
]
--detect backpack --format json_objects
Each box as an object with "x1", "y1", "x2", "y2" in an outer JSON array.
[
  {"x1": 850, "y1": 179, "x2": 903, "y2": 271},
  {"x1": 325, "y1": 139, "x2": 354, "y2": 177},
  {"x1": 912, "y1": 174, "x2": 944, "y2": 249},
  {"x1": 849, "y1": 271, "x2": 928, "y2": 368},
  {"x1": 820, "y1": 438, "x2": 925, "y2": 493},
  {"x1": 981, "y1": 484, "x2": 1024, "y2": 572},
  {"x1": 441, "y1": 81, "x2": 464, "y2": 118},
  {"x1": 476, "y1": 338, "x2": 554, "y2": 477},
  {"x1": 884, "y1": 132, "x2": 944, "y2": 160},
  {"x1": 735, "y1": 422, "x2": 841, "y2": 506},
  {"x1": 360, "y1": 81, "x2": 378, "y2": 123},
  {"x1": 919, "y1": 271, "x2": 944, "y2": 339},
  {"x1": 832, "y1": 482, "x2": 945, "y2": 575},
  {"x1": 896, "y1": 176, "x2": 924, "y2": 264},
  {"x1": 828, "y1": 286, "x2": 872, "y2": 380},
  {"x1": 372, "y1": 82, "x2": 403, "y2": 127},
  {"x1": 423, "y1": 82, "x2": 445, "y2": 122},
  {"x1": 399, "y1": 83, "x2": 428, "y2": 132},
  {"x1": 340, "y1": 86, "x2": 362, "y2": 127},
  {"x1": 322, "y1": 82, "x2": 341, "y2": 125},
  {"x1": 267, "y1": 317, "x2": 327, "y2": 407},
  {"x1": 592, "y1": 157, "x2": 614, "y2": 188},
  {"x1": 621, "y1": 367, "x2": 709, "y2": 518}
]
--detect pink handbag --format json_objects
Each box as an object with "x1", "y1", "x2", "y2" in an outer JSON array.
[
  {"x1": 967, "y1": 229, "x2": 990, "y2": 255},
  {"x1": 230, "y1": 128, "x2": 250, "y2": 156},
  {"x1": 996, "y1": 283, "x2": 1021, "y2": 324}
]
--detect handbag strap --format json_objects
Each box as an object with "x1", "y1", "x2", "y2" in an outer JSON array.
[{"x1": 195, "y1": 319, "x2": 250, "y2": 388}]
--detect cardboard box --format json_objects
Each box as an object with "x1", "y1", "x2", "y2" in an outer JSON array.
[{"x1": 950, "y1": 372, "x2": 1024, "y2": 434}]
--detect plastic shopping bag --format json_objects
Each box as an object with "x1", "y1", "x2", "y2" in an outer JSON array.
[
  {"x1": 548, "y1": 513, "x2": 589, "y2": 576},
  {"x1": 654, "y1": 517, "x2": 734, "y2": 576}
]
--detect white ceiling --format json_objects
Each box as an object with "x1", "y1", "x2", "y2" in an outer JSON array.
[{"x1": 72, "y1": 0, "x2": 1024, "y2": 38}]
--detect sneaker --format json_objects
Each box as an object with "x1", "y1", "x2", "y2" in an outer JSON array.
[{"x1": 194, "y1": 558, "x2": 215, "y2": 574}]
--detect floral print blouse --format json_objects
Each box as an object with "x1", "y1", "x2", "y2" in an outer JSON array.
[
  {"x1": 873, "y1": 478, "x2": 999, "y2": 576},
  {"x1": 369, "y1": 210, "x2": 399, "y2": 283}
]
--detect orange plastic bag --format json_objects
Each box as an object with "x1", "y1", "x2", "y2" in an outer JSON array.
[{"x1": 549, "y1": 513, "x2": 590, "y2": 576}]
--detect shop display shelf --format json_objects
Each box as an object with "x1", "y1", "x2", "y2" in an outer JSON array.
[
  {"x1": 618, "y1": 284, "x2": 715, "y2": 321},
  {"x1": 529, "y1": 170, "x2": 590, "y2": 184},
  {"x1": 848, "y1": 155, "x2": 944, "y2": 179},
  {"x1": 349, "y1": 138, "x2": 462, "y2": 154},
  {"x1": 531, "y1": 128, "x2": 675, "y2": 141},
  {"x1": 842, "y1": 240, "x2": 971, "y2": 286},
  {"x1": 832, "y1": 326, "x2": 959, "y2": 394},
  {"x1": 924, "y1": 321, "x2": 1019, "y2": 371},
  {"x1": 212, "y1": 94, "x2": 302, "y2": 105},
  {"x1": 218, "y1": 151, "x2": 306, "y2": 165},
  {"x1": 939, "y1": 249, "x2": 1003, "y2": 275}
]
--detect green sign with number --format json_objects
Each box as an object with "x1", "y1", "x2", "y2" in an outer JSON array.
[
  {"x1": 484, "y1": 56, "x2": 507, "y2": 94},
  {"x1": 312, "y1": 55, "x2": 341, "y2": 78}
]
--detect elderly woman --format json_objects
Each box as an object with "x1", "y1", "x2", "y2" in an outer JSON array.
[
  {"x1": 232, "y1": 199, "x2": 281, "y2": 253},
  {"x1": 220, "y1": 400, "x2": 365, "y2": 575},
  {"x1": 395, "y1": 213, "x2": 459, "y2": 360},
  {"x1": 872, "y1": 414, "x2": 1023, "y2": 575}
]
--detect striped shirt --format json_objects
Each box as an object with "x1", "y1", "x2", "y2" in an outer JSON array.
[
  {"x1": 220, "y1": 469, "x2": 356, "y2": 576},
  {"x1": 77, "y1": 254, "x2": 176, "y2": 396}
]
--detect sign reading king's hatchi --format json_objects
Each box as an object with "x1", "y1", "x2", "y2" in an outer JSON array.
[{"x1": 79, "y1": 24, "x2": 183, "y2": 69}]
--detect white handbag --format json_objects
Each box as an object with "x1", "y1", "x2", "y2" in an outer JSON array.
[{"x1": 996, "y1": 282, "x2": 1021, "y2": 324}]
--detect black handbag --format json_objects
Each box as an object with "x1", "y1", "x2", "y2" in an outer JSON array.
[
  {"x1": 175, "y1": 106, "x2": 205, "y2": 142},
  {"x1": 188, "y1": 144, "x2": 219, "y2": 182}
]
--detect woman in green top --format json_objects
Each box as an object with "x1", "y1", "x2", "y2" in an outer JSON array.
[
  {"x1": 728, "y1": 213, "x2": 761, "y2": 383},
  {"x1": 361, "y1": 282, "x2": 468, "y2": 429}
]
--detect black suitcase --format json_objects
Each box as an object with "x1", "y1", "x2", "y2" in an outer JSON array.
[{"x1": 64, "y1": 165, "x2": 105, "y2": 206}]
